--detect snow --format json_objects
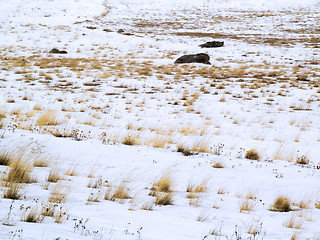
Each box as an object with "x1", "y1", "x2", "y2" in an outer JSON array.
[{"x1": 0, "y1": 0, "x2": 320, "y2": 239}]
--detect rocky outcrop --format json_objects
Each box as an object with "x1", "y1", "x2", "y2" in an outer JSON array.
[
  {"x1": 49, "y1": 48, "x2": 68, "y2": 54},
  {"x1": 174, "y1": 53, "x2": 211, "y2": 65},
  {"x1": 199, "y1": 41, "x2": 224, "y2": 48}
]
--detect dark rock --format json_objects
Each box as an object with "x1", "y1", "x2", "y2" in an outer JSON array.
[
  {"x1": 199, "y1": 41, "x2": 224, "y2": 48},
  {"x1": 117, "y1": 29, "x2": 125, "y2": 33},
  {"x1": 174, "y1": 53, "x2": 211, "y2": 65},
  {"x1": 49, "y1": 48, "x2": 68, "y2": 54}
]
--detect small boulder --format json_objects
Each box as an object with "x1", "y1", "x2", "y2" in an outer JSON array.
[
  {"x1": 49, "y1": 48, "x2": 68, "y2": 54},
  {"x1": 174, "y1": 53, "x2": 211, "y2": 65},
  {"x1": 199, "y1": 41, "x2": 224, "y2": 48}
]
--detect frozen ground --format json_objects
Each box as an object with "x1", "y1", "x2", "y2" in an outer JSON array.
[{"x1": 0, "y1": 0, "x2": 320, "y2": 239}]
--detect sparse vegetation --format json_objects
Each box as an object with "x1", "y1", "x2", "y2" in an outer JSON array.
[
  {"x1": 271, "y1": 196, "x2": 291, "y2": 212},
  {"x1": 245, "y1": 149, "x2": 260, "y2": 160}
]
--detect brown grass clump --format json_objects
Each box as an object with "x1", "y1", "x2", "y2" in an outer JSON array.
[
  {"x1": 33, "y1": 156, "x2": 50, "y2": 167},
  {"x1": 48, "y1": 183, "x2": 69, "y2": 203},
  {"x1": 315, "y1": 201, "x2": 320, "y2": 209},
  {"x1": 7, "y1": 158, "x2": 36, "y2": 183},
  {"x1": 55, "y1": 207, "x2": 68, "y2": 224},
  {"x1": 212, "y1": 162, "x2": 224, "y2": 168},
  {"x1": 141, "y1": 202, "x2": 154, "y2": 211},
  {"x1": 154, "y1": 192, "x2": 174, "y2": 206},
  {"x1": 151, "y1": 174, "x2": 173, "y2": 193},
  {"x1": 191, "y1": 139, "x2": 211, "y2": 153},
  {"x1": 177, "y1": 143, "x2": 193, "y2": 156},
  {"x1": 186, "y1": 179, "x2": 209, "y2": 193},
  {"x1": 47, "y1": 168, "x2": 64, "y2": 182},
  {"x1": 240, "y1": 199, "x2": 255, "y2": 212},
  {"x1": 284, "y1": 214, "x2": 303, "y2": 229},
  {"x1": 21, "y1": 207, "x2": 43, "y2": 223},
  {"x1": 245, "y1": 149, "x2": 260, "y2": 160},
  {"x1": 3, "y1": 182, "x2": 24, "y2": 199},
  {"x1": 87, "y1": 190, "x2": 103, "y2": 202},
  {"x1": 36, "y1": 110, "x2": 61, "y2": 126},
  {"x1": 270, "y1": 196, "x2": 291, "y2": 212},
  {"x1": 87, "y1": 177, "x2": 102, "y2": 188},
  {"x1": 65, "y1": 166, "x2": 78, "y2": 176},
  {"x1": 41, "y1": 202, "x2": 57, "y2": 217},
  {"x1": 0, "y1": 150, "x2": 12, "y2": 166},
  {"x1": 112, "y1": 183, "x2": 130, "y2": 200}
]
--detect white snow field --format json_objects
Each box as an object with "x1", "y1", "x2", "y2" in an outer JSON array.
[{"x1": 0, "y1": 0, "x2": 320, "y2": 239}]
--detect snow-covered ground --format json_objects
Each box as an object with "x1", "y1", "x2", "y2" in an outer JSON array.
[{"x1": 0, "y1": 0, "x2": 320, "y2": 239}]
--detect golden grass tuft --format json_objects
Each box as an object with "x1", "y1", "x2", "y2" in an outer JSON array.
[
  {"x1": 48, "y1": 183, "x2": 69, "y2": 203},
  {"x1": 284, "y1": 214, "x2": 303, "y2": 229},
  {"x1": 177, "y1": 143, "x2": 193, "y2": 156},
  {"x1": 141, "y1": 202, "x2": 154, "y2": 211},
  {"x1": 212, "y1": 162, "x2": 224, "y2": 168},
  {"x1": 186, "y1": 179, "x2": 208, "y2": 193},
  {"x1": 41, "y1": 202, "x2": 57, "y2": 217},
  {"x1": 3, "y1": 182, "x2": 24, "y2": 199},
  {"x1": 65, "y1": 166, "x2": 78, "y2": 176},
  {"x1": 245, "y1": 149, "x2": 260, "y2": 160},
  {"x1": 55, "y1": 207, "x2": 68, "y2": 224},
  {"x1": 36, "y1": 110, "x2": 61, "y2": 126},
  {"x1": 33, "y1": 156, "x2": 50, "y2": 167},
  {"x1": 270, "y1": 196, "x2": 291, "y2": 212},
  {"x1": 0, "y1": 150, "x2": 13, "y2": 166},
  {"x1": 315, "y1": 201, "x2": 320, "y2": 209},
  {"x1": 21, "y1": 207, "x2": 43, "y2": 223},
  {"x1": 7, "y1": 158, "x2": 36, "y2": 183},
  {"x1": 112, "y1": 183, "x2": 130, "y2": 200},
  {"x1": 240, "y1": 199, "x2": 255, "y2": 212},
  {"x1": 190, "y1": 138, "x2": 211, "y2": 153},
  {"x1": 151, "y1": 174, "x2": 173, "y2": 193},
  {"x1": 47, "y1": 168, "x2": 64, "y2": 182},
  {"x1": 154, "y1": 192, "x2": 174, "y2": 206},
  {"x1": 87, "y1": 177, "x2": 102, "y2": 188},
  {"x1": 87, "y1": 190, "x2": 103, "y2": 202}
]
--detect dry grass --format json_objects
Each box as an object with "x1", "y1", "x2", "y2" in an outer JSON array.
[
  {"x1": 151, "y1": 174, "x2": 173, "y2": 193},
  {"x1": 177, "y1": 143, "x2": 193, "y2": 156},
  {"x1": 36, "y1": 110, "x2": 61, "y2": 126},
  {"x1": 245, "y1": 149, "x2": 260, "y2": 160},
  {"x1": 190, "y1": 138, "x2": 211, "y2": 153},
  {"x1": 41, "y1": 202, "x2": 57, "y2": 217},
  {"x1": 186, "y1": 179, "x2": 208, "y2": 193},
  {"x1": 240, "y1": 199, "x2": 255, "y2": 212},
  {"x1": 55, "y1": 207, "x2": 68, "y2": 224},
  {"x1": 47, "y1": 168, "x2": 64, "y2": 182},
  {"x1": 122, "y1": 132, "x2": 141, "y2": 146},
  {"x1": 270, "y1": 196, "x2": 291, "y2": 212},
  {"x1": 33, "y1": 156, "x2": 50, "y2": 167},
  {"x1": 0, "y1": 150, "x2": 12, "y2": 166},
  {"x1": 294, "y1": 200, "x2": 312, "y2": 209},
  {"x1": 212, "y1": 162, "x2": 224, "y2": 168},
  {"x1": 154, "y1": 192, "x2": 174, "y2": 206},
  {"x1": 87, "y1": 177, "x2": 102, "y2": 188},
  {"x1": 112, "y1": 183, "x2": 131, "y2": 200},
  {"x1": 87, "y1": 190, "x2": 103, "y2": 202},
  {"x1": 217, "y1": 187, "x2": 226, "y2": 195},
  {"x1": 65, "y1": 166, "x2": 78, "y2": 176},
  {"x1": 48, "y1": 183, "x2": 69, "y2": 203},
  {"x1": 21, "y1": 207, "x2": 43, "y2": 223},
  {"x1": 3, "y1": 182, "x2": 24, "y2": 199},
  {"x1": 315, "y1": 201, "x2": 320, "y2": 209},
  {"x1": 284, "y1": 213, "x2": 303, "y2": 229},
  {"x1": 141, "y1": 202, "x2": 154, "y2": 211},
  {"x1": 7, "y1": 158, "x2": 36, "y2": 183}
]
